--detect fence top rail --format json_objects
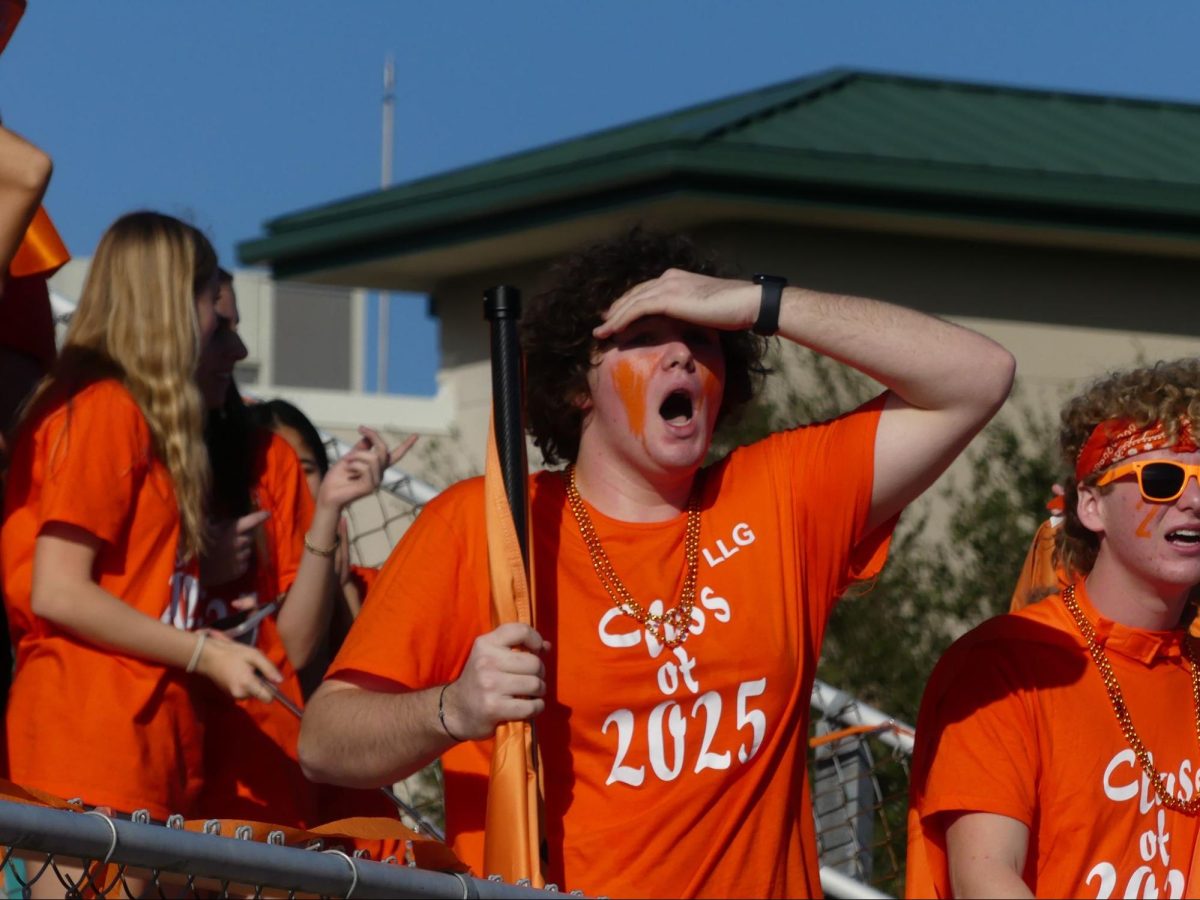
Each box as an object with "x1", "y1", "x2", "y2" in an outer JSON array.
[
  {"x1": 0, "y1": 799, "x2": 553, "y2": 899},
  {"x1": 810, "y1": 679, "x2": 915, "y2": 755}
]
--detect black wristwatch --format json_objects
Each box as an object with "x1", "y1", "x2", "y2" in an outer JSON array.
[{"x1": 752, "y1": 274, "x2": 787, "y2": 336}]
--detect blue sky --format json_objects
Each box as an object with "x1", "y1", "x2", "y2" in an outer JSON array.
[{"x1": 4, "y1": 2, "x2": 1200, "y2": 393}]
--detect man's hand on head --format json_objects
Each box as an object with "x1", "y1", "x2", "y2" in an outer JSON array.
[{"x1": 593, "y1": 269, "x2": 759, "y2": 339}]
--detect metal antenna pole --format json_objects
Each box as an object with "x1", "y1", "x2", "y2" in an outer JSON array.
[
  {"x1": 381, "y1": 54, "x2": 395, "y2": 189},
  {"x1": 376, "y1": 54, "x2": 395, "y2": 394}
]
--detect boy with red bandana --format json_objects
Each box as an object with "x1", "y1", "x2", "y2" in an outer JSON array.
[
  {"x1": 908, "y1": 358, "x2": 1200, "y2": 899},
  {"x1": 299, "y1": 229, "x2": 1015, "y2": 897}
]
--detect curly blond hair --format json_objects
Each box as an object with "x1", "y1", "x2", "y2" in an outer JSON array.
[{"x1": 1056, "y1": 358, "x2": 1200, "y2": 578}]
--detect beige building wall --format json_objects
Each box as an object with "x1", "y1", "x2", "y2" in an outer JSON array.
[{"x1": 424, "y1": 222, "x2": 1200, "y2": 486}]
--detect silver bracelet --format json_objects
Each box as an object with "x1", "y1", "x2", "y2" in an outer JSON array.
[{"x1": 186, "y1": 632, "x2": 208, "y2": 674}]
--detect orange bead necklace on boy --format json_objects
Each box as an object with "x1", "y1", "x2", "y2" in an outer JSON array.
[
  {"x1": 1062, "y1": 582, "x2": 1200, "y2": 815},
  {"x1": 564, "y1": 464, "x2": 701, "y2": 647}
]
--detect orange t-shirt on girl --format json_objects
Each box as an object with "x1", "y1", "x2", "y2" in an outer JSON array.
[
  {"x1": 195, "y1": 432, "x2": 392, "y2": 827},
  {"x1": 195, "y1": 431, "x2": 315, "y2": 827},
  {"x1": 1, "y1": 379, "x2": 203, "y2": 818}
]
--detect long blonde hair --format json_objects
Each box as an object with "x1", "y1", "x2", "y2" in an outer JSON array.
[{"x1": 23, "y1": 212, "x2": 216, "y2": 557}]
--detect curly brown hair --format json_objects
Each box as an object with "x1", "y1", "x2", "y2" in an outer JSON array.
[
  {"x1": 522, "y1": 227, "x2": 769, "y2": 465},
  {"x1": 1056, "y1": 357, "x2": 1200, "y2": 578}
]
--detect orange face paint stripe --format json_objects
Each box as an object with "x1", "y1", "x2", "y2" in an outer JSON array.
[
  {"x1": 697, "y1": 367, "x2": 721, "y2": 418},
  {"x1": 1135, "y1": 507, "x2": 1158, "y2": 539},
  {"x1": 612, "y1": 359, "x2": 649, "y2": 439}
]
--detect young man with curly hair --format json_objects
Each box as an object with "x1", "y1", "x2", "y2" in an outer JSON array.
[
  {"x1": 907, "y1": 357, "x2": 1200, "y2": 899},
  {"x1": 300, "y1": 228, "x2": 1014, "y2": 898}
]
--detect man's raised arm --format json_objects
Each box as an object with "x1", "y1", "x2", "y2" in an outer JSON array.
[
  {"x1": 774, "y1": 284, "x2": 1015, "y2": 532},
  {"x1": 595, "y1": 270, "x2": 1016, "y2": 533}
]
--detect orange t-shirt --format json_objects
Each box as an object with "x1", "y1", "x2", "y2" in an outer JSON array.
[
  {"x1": 349, "y1": 564, "x2": 378, "y2": 600},
  {"x1": 907, "y1": 580, "x2": 1200, "y2": 898},
  {"x1": 328, "y1": 395, "x2": 892, "y2": 898},
  {"x1": 1, "y1": 379, "x2": 203, "y2": 817},
  {"x1": 195, "y1": 431, "x2": 316, "y2": 827}
]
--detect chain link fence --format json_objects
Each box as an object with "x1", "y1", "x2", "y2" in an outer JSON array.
[
  {"x1": 810, "y1": 681, "x2": 914, "y2": 900},
  {"x1": 0, "y1": 797, "x2": 554, "y2": 899}
]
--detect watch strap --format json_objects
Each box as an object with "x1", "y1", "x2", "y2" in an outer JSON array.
[{"x1": 752, "y1": 274, "x2": 786, "y2": 336}]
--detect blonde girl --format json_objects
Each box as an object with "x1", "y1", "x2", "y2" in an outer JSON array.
[{"x1": 1, "y1": 212, "x2": 281, "y2": 833}]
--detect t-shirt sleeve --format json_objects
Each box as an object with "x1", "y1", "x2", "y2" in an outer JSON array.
[
  {"x1": 259, "y1": 433, "x2": 313, "y2": 598},
  {"x1": 35, "y1": 384, "x2": 149, "y2": 547},
  {"x1": 916, "y1": 641, "x2": 1039, "y2": 829},
  {"x1": 757, "y1": 392, "x2": 894, "y2": 621},
  {"x1": 325, "y1": 481, "x2": 487, "y2": 692}
]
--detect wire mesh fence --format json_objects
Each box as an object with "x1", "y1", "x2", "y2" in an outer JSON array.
[
  {"x1": 324, "y1": 431, "x2": 436, "y2": 569},
  {"x1": 809, "y1": 681, "x2": 914, "y2": 900}
]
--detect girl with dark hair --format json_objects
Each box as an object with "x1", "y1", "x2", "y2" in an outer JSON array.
[
  {"x1": 246, "y1": 398, "x2": 413, "y2": 647},
  {"x1": 194, "y1": 273, "x2": 411, "y2": 827}
]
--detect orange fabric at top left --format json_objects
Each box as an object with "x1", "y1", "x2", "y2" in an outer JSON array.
[
  {"x1": 10, "y1": 206, "x2": 69, "y2": 279},
  {"x1": 1, "y1": 379, "x2": 204, "y2": 818}
]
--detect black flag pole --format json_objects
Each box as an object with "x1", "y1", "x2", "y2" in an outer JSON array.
[
  {"x1": 484, "y1": 284, "x2": 549, "y2": 874},
  {"x1": 483, "y1": 285, "x2": 529, "y2": 573}
]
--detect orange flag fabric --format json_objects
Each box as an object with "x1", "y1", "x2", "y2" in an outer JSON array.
[
  {"x1": 0, "y1": 1, "x2": 69, "y2": 281},
  {"x1": 10, "y1": 206, "x2": 70, "y2": 279},
  {"x1": 481, "y1": 416, "x2": 545, "y2": 886},
  {"x1": 1009, "y1": 496, "x2": 1068, "y2": 613}
]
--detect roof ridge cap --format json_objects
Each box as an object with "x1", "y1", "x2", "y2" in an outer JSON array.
[{"x1": 697, "y1": 70, "x2": 860, "y2": 143}]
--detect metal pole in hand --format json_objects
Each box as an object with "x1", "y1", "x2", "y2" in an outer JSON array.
[
  {"x1": 483, "y1": 285, "x2": 549, "y2": 876},
  {"x1": 483, "y1": 285, "x2": 529, "y2": 571}
]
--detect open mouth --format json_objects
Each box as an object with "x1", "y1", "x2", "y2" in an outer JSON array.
[
  {"x1": 1166, "y1": 529, "x2": 1200, "y2": 545},
  {"x1": 659, "y1": 390, "x2": 694, "y2": 426}
]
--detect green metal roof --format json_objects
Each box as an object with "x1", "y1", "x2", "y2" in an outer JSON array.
[{"x1": 239, "y1": 68, "x2": 1200, "y2": 286}]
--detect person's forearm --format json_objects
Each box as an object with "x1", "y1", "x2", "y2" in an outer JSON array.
[
  {"x1": 299, "y1": 681, "x2": 458, "y2": 787},
  {"x1": 0, "y1": 126, "x2": 53, "y2": 274},
  {"x1": 32, "y1": 576, "x2": 197, "y2": 670},
  {"x1": 275, "y1": 503, "x2": 340, "y2": 669},
  {"x1": 777, "y1": 286, "x2": 1014, "y2": 413}
]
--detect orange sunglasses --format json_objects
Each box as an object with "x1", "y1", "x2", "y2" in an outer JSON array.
[{"x1": 1095, "y1": 459, "x2": 1200, "y2": 503}]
